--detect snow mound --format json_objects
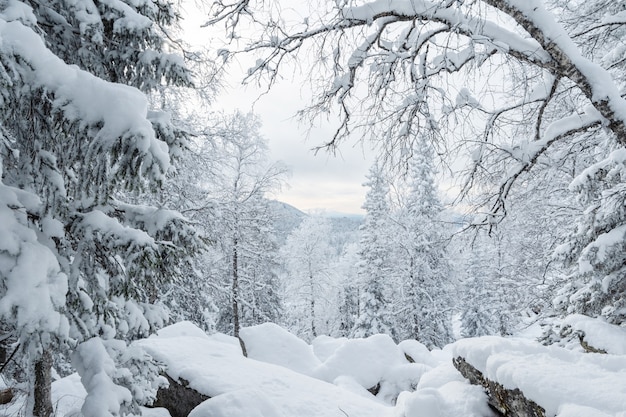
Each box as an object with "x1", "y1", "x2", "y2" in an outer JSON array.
[
  {"x1": 563, "y1": 314, "x2": 626, "y2": 354},
  {"x1": 395, "y1": 378, "x2": 491, "y2": 417},
  {"x1": 452, "y1": 336, "x2": 626, "y2": 417},
  {"x1": 189, "y1": 389, "x2": 286, "y2": 417},
  {"x1": 311, "y1": 334, "x2": 348, "y2": 362},
  {"x1": 314, "y1": 333, "x2": 407, "y2": 389},
  {"x1": 399, "y1": 339, "x2": 440, "y2": 367},
  {"x1": 156, "y1": 320, "x2": 210, "y2": 339},
  {"x1": 240, "y1": 322, "x2": 321, "y2": 376},
  {"x1": 31, "y1": 322, "x2": 499, "y2": 417},
  {"x1": 138, "y1": 322, "x2": 392, "y2": 417}
]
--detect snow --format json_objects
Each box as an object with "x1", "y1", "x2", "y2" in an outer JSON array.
[
  {"x1": 131, "y1": 322, "x2": 494, "y2": 417},
  {"x1": 452, "y1": 336, "x2": 626, "y2": 417},
  {"x1": 73, "y1": 338, "x2": 133, "y2": 417},
  {"x1": 0, "y1": 182, "x2": 68, "y2": 339},
  {"x1": 314, "y1": 333, "x2": 406, "y2": 388},
  {"x1": 0, "y1": 18, "x2": 171, "y2": 178},
  {"x1": 562, "y1": 314, "x2": 626, "y2": 355},
  {"x1": 311, "y1": 335, "x2": 348, "y2": 362},
  {"x1": 240, "y1": 322, "x2": 321, "y2": 376},
  {"x1": 52, "y1": 373, "x2": 171, "y2": 417},
  {"x1": 399, "y1": 339, "x2": 440, "y2": 367},
  {"x1": 510, "y1": 0, "x2": 626, "y2": 124},
  {"x1": 342, "y1": 0, "x2": 552, "y2": 65},
  {"x1": 0, "y1": 0, "x2": 37, "y2": 25},
  {"x1": 81, "y1": 209, "x2": 156, "y2": 248},
  {"x1": 137, "y1": 322, "x2": 392, "y2": 417},
  {"x1": 22, "y1": 320, "x2": 626, "y2": 417}
]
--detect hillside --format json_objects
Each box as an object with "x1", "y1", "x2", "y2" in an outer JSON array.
[{"x1": 268, "y1": 200, "x2": 363, "y2": 248}]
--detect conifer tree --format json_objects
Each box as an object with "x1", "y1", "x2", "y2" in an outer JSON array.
[
  {"x1": 0, "y1": 0, "x2": 198, "y2": 414},
  {"x1": 395, "y1": 137, "x2": 454, "y2": 347},
  {"x1": 459, "y1": 245, "x2": 498, "y2": 338},
  {"x1": 352, "y1": 162, "x2": 396, "y2": 339}
]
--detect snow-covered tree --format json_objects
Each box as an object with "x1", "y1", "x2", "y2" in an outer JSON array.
[
  {"x1": 207, "y1": 113, "x2": 287, "y2": 342},
  {"x1": 208, "y1": 0, "x2": 626, "y2": 325},
  {"x1": 394, "y1": 138, "x2": 454, "y2": 347},
  {"x1": 334, "y1": 243, "x2": 361, "y2": 337},
  {"x1": 281, "y1": 215, "x2": 336, "y2": 340},
  {"x1": 0, "y1": 0, "x2": 198, "y2": 414},
  {"x1": 352, "y1": 162, "x2": 396, "y2": 339},
  {"x1": 457, "y1": 234, "x2": 501, "y2": 338}
]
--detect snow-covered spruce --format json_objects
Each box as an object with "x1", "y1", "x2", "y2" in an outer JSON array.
[{"x1": 0, "y1": 0, "x2": 198, "y2": 414}]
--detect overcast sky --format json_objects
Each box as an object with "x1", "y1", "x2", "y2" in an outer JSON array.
[
  {"x1": 184, "y1": 9, "x2": 374, "y2": 215},
  {"x1": 217, "y1": 71, "x2": 374, "y2": 214}
]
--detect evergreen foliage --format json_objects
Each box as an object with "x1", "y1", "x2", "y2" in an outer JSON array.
[
  {"x1": 394, "y1": 138, "x2": 454, "y2": 347},
  {"x1": 351, "y1": 162, "x2": 397, "y2": 340},
  {"x1": 0, "y1": 0, "x2": 199, "y2": 413}
]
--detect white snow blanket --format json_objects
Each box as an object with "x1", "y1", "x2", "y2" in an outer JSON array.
[
  {"x1": 453, "y1": 336, "x2": 626, "y2": 417},
  {"x1": 138, "y1": 322, "x2": 392, "y2": 417},
  {"x1": 45, "y1": 321, "x2": 625, "y2": 417},
  {"x1": 562, "y1": 314, "x2": 626, "y2": 355},
  {"x1": 137, "y1": 321, "x2": 490, "y2": 417}
]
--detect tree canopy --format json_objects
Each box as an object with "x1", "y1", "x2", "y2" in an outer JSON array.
[{"x1": 209, "y1": 0, "x2": 626, "y2": 325}]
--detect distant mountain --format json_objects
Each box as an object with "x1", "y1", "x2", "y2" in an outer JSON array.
[
  {"x1": 268, "y1": 200, "x2": 307, "y2": 244},
  {"x1": 268, "y1": 200, "x2": 363, "y2": 250},
  {"x1": 327, "y1": 215, "x2": 363, "y2": 254},
  {"x1": 322, "y1": 211, "x2": 365, "y2": 220}
]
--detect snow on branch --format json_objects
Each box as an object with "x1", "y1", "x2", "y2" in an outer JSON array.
[
  {"x1": 342, "y1": 0, "x2": 552, "y2": 66},
  {"x1": 0, "y1": 19, "x2": 171, "y2": 179},
  {"x1": 477, "y1": 107, "x2": 602, "y2": 224},
  {"x1": 0, "y1": 183, "x2": 68, "y2": 337}
]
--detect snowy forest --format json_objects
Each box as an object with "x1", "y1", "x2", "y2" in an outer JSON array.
[{"x1": 0, "y1": 0, "x2": 625, "y2": 416}]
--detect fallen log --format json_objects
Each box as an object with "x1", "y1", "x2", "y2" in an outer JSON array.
[{"x1": 453, "y1": 357, "x2": 546, "y2": 417}]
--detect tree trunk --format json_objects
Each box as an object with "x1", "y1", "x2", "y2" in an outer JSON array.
[
  {"x1": 232, "y1": 238, "x2": 240, "y2": 339},
  {"x1": 309, "y1": 273, "x2": 317, "y2": 338},
  {"x1": 33, "y1": 349, "x2": 53, "y2": 417},
  {"x1": 232, "y1": 238, "x2": 248, "y2": 357}
]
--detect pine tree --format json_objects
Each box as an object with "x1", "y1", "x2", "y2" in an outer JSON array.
[
  {"x1": 395, "y1": 137, "x2": 454, "y2": 348},
  {"x1": 459, "y1": 243, "x2": 498, "y2": 338},
  {"x1": 351, "y1": 162, "x2": 396, "y2": 339},
  {"x1": 0, "y1": 0, "x2": 198, "y2": 414},
  {"x1": 335, "y1": 243, "x2": 361, "y2": 337}
]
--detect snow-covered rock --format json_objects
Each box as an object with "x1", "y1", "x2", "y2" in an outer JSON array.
[
  {"x1": 137, "y1": 322, "x2": 392, "y2": 417},
  {"x1": 240, "y1": 322, "x2": 321, "y2": 376},
  {"x1": 452, "y1": 336, "x2": 626, "y2": 417},
  {"x1": 313, "y1": 333, "x2": 406, "y2": 389},
  {"x1": 562, "y1": 314, "x2": 626, "y2": 354}
]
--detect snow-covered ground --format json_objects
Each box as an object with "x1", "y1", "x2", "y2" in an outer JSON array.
[{"x1": 3, "y1": 317, "x2": 625, "y2": 417}]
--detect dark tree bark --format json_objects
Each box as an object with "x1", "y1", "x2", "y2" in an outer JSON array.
[
  {"x1": 232, "y1": 237, "x2": 248, "y2": 357},
  {"x1": 309, "y1": 273, "x2": 317, "y2": 338},
  {"x1": 33, "y1": 349, "x2": 53, "y2": 417}
]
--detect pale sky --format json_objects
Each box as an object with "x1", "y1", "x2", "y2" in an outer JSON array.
[
  {"x1": 183, "y1": 8, "x2": 374, "y2": 215},
  {"x1": 216, "y1": 72, "x2": 375, "y2": 214}
]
